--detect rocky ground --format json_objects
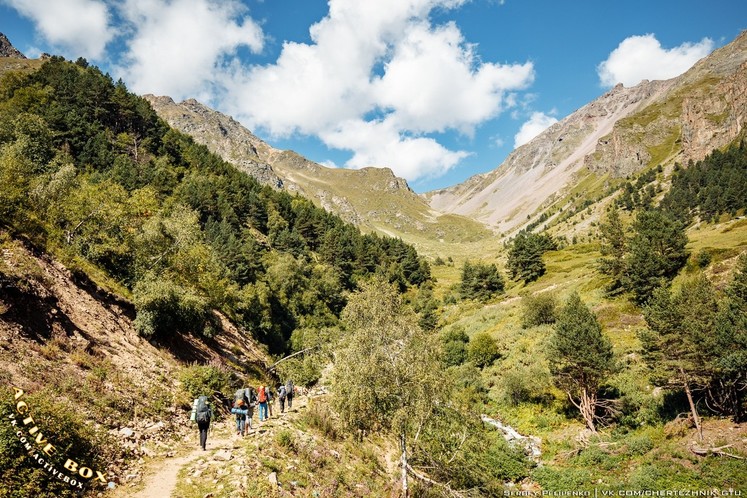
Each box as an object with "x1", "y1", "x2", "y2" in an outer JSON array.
[{"x1": 108, "y1": 392, "x2": 354, "y2": 498}]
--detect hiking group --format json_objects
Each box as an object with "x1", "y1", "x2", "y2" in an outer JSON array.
[
  {"x1": 230, "y1": 380, "x2": 295, "y2": 436},
  {"x1": 191, "y1": 380, "x2": 295, "y2": 449}
]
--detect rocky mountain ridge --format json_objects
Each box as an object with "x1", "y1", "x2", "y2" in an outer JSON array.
[
  {"x1": 144, "y1": 94, "x2": 490, "y2": 245},
  {"x1": 428, "y1": 30, "x2": 747, "y2": 235},
  {"x1": 146, "y1": 31, "x2": 747, "y2": 242},
  {"x1": 425, "y1": 78, "x2": 673, "y2": 234},
  {"x1": 0, "y1": 32, "x2": 25, "y2": 58}
]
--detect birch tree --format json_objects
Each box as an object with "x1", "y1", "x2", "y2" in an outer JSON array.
[{"x1": 331, "y1": 277, "x2": 442, "y2": 494}]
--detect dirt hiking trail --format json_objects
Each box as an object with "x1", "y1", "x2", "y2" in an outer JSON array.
[
  {"x1": 111, "y1": 394, "x2": 311, "y2": 498},
  {"x1": 113, "y1": 430, "x2": 233, "y2": 498}
]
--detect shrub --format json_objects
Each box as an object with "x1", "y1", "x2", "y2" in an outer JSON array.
[
  {"x1": 521, "y1": 292, "x2": 557, "y2": 328},
  {"x1": 442, "y1": 340, "x2": 467, "y2": 367},
  {"x1": 277, "y1": 355, "x2": 321, "y2": 388},
  {"x1": 532, "y1": 465, "x2": 594, "y2": 490},
  {"x1": 625, "y1": 434, "x2": 654, "y2": 456},
  {"x1": 467, "y1": 332, "x2": 500, "y2": 368},
  {"x1": 441, "y1": 326, "x2": 469, "y2": 367},
  {"x1": 132, "y1": 276, "x2": 212, "y2": 340},
  {"x1": 301, "y1": 399, "x2": 340, "y2": 440},
  {"x1": 695, "y1": 249, "x2": 712, "y2": 269},
  {"x1": 498, "y1": 363, "x2": 553, "y2": 406},
  {"x1": 275, "y1": 429, "x2": 296, "y2": 451},
  {"x1": 179, "y1": 364, "x2": 229, "y2": 399}
]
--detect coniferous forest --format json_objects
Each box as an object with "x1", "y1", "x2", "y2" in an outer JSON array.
[{"x1": 0, "y1": 57, "x2": 430, "y2": 353}]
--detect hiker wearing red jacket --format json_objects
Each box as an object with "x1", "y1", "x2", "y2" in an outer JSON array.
[{"x1": 257, "y1": 385, "x2": 269, "y2": 421}]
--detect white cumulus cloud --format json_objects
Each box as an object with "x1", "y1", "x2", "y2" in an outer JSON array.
[
  {"x1": 320, "y1": 117, "x2": 470, "y2": 181},
  {"x1": 117, "y1": 0, "x2": 264, "y2": 101},
  {"x1": 514, "y1": 111, "x2": 558, "y2": 149},
  {"x1": 221, "y1": 0, "x2": 534, "y2": 182},
  {"x1": 597, "y1": 34, "x2": 714, "y2": 87},
  {"x1": 2, "y1": 0, "x2": 114, "y2": 59},
  {"x1": 372, "y1": 21, "x2": 533, "y2": 135}
]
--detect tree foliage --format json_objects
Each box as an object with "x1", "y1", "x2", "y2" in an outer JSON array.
[
  {"x1": 641, "y1": 262, "x2": 747, "y2": 424},
  {"x1": 507, "y1": 231, "x2": 556, "y2": 284},
  {"x1": 549, "y1": 293, "x2": 615, "y2": 432},
  {"x1": 459, "y1": 260, "x2": 505, "y2": 301},
  {"x1": 330, "y1": 278, "x2": 442, "y2": 435},
  {"x1": 623, "y1": 209, "x2": 689, "y2": 304},
  {"x1": 0, "y1": 56, "x2": 432, "y2": 353},
  {"x1": 598, "y1": 206, "x2": 627, "y2": 296},
  {"x1": 441, "y1": 326, "x2": 469, "y2": 368},
  {"x1": 330, "y1": 278, "x2": 531, "y2": 493},
  {"x1": 711, "y1": 255, "x2": 747, "y2": 420},
  {"x1": 467, "y1": 332, "x2": 501, "y2": 369},
  {"x1": 660, "y1": 142, "x2": 747, "y2": 223}
]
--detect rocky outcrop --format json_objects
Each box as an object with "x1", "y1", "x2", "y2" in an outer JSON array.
[
  {"x1": 589, "y1": 31, "x2": 747, "y2": 176},
  {"x1": 0, "y1": 33, "x2": 25, "y2": 58},
  {"x1": 426, "y1": 30, "x2": 747, "y2": 234},
  {"x1": 143, "y1": 95, "x2": 284, "y2": 189},
  {"x1": 680, "y1": 60, "x2": 746, "y2": 161},
  {"x1": 426, "y1": 78, "x2": 668, "y2": 233}
]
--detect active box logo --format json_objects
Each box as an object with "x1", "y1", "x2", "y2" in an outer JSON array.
[{"x1": 6, "y1": 387, "x2": 108, "y2": 491}]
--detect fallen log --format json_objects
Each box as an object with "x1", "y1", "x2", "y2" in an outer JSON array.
[{"x1": 690, "y1": 443, "x2": 745, "y2": 460}]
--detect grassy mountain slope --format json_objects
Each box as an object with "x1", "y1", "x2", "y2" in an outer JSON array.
[{"x1": 144, "y1": 95, "x2": 492, "y2": 254}]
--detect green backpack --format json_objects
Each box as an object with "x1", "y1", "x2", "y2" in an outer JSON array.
[{"x1": 195, "y1": 396, "x2": 210, "y2": 423}]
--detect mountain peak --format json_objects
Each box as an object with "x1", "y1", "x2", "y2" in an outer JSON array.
[
  {"x1": 0, "y1": 33, "x2": 26, "y2": 59},
  {"x1": 426, "y1": 30, "x2": 747, "y2": 236}
]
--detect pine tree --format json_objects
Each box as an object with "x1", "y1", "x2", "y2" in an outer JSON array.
[
  {"x1": 459, "y1": 261, "x2": 505, "y2": 301},
  {"x1": 639, "y1": 275, "x2": 719, "y2": 440},
  {"x1": 624, "y1": 209, "x2": 688, "y2": 304},
  {"x1": 507, "y1": 231, "x2": 551, "y2": 283},
  {"x1": 598, "y1": 206, "x2": 627, "y2": 296},
  {"x1": 710, "y1": 255, "x2": 747, "y2": 421},
  {"x1": 549, "y1": 293, "x2": 615, "y2": 432}
]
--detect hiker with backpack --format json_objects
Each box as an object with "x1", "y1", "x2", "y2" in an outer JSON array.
[
  {"x1": 277, "y1": 384, "x2": 287, "y2": 413},
  {"x1": 257, "y1": 385, "x2": 269, "y2": 421},
  {"x1": 190, "y1": 395, "x2": 213, "y2": 451},
  {"x1": 231, "y1": 399, "x2": 249, "y2": 436},
  {"x1": 266, "y1": 384, "x2": 274, "y2": 417},
  {"x1": 285, "y1": 379, "x2": 294, "y2": 410},
  {"x1": 244, "y1": 387, "x2": 257, "y2": 432}
]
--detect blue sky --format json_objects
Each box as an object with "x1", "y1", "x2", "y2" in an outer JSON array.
[{"x1": 1, "y1": 1, "x2": 744, "y2": 193}]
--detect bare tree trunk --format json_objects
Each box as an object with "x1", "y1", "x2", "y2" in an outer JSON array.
[
  {"x1": 568, "y1": 388, "x2": 597, "y2": 433},
  {"x1": 400, "y1": 432, "x2": 408, "y2": 498},
  {"x1": 580, "y1": 388, "x2": 597, "y2": 433},
  {"x1": 680, "y1": 368, "x2": 703, "y2": 441}
]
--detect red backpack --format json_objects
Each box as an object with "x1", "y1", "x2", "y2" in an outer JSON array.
[{"x1": 258, "y1": 386, "x2": 267, "y2": 403}]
